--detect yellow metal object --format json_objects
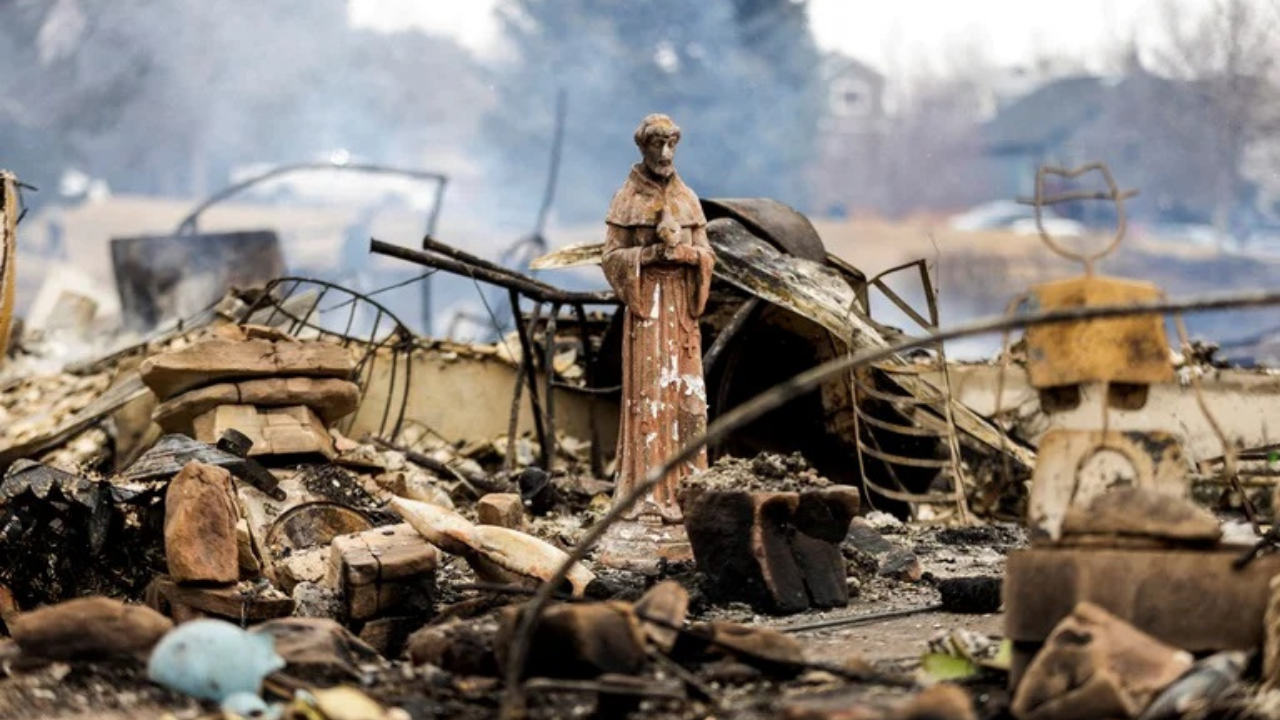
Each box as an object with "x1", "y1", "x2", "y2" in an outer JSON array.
[
  {"x1": 1028, "y1": 429, "x2": 1188, "y2": 540},
  {"x1": 1024, "y1": 275, "x2": 1173, "y2": 389},
  {"x1": 0, "y1": 171, "x2": 16, "y2": 368}
]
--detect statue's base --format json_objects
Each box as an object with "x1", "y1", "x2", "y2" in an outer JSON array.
[{"x1": 597, "y1": 515, "x2": 693, "y2": 574}]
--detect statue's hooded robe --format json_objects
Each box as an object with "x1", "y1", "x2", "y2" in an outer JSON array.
[{"x1": 602, "y1": 164, "x2": 715, "y2": 522}]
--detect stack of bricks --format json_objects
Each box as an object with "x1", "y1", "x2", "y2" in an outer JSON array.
[{"x1": 139, "y1": 327, "x2": 360, "y2": 460}]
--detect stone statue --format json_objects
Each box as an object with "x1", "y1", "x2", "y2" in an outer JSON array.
[{"x1": 598, "y1": 114, "x2": 715, "y2": 569}]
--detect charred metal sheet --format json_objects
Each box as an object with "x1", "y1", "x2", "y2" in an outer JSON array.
[
  {"x1": 2, "y1": 460, "x2": 99, "y2": 506},
  {"x1": 701, "y1": 198, "x2": 826, "y2": 262},
  {"x1": 708, "y1": 218, "x2": 1035, "y2": 471},
  {"x1": 707, "y1": 218, "x2": 871, "y2": 340},
  {"x1": 119, "y1": 434, "x2": 245, "y2": 483}
]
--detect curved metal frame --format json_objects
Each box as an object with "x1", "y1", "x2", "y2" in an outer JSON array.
[
  {"x1": 236, "y1": 276, "x2": 420, "y2": 441},
  {"x1": 173, "y1": 162, "x2": 449, "y2": 237}
]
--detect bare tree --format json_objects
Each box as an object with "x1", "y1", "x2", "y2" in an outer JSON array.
[
  {"x1": 875, "y1": 42, "x2": 999, "y2": 217},
  {"x1": 1151, "y1": 0, "x2": 1280, "y2": 230}
]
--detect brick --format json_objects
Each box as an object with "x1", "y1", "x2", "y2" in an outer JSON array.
[
  {"x1": 476, "y1": 493, "x2": 525, "y2": 530},
  {"x1": 11, "y1": 597, "x2": 172, "y2": 661},
  {"x1": 329, "y1": 523, "x2": 439, "y2": 621}
]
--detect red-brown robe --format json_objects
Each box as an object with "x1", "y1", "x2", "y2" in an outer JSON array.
[{"x1": 602, "y1": 164, "x2": 716, "y2": 522}]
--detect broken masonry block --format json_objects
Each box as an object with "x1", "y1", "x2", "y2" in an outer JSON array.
[
  {"x1": 1264, "y1": 576, "x2": 1280, "y2": 691},
  {"x1": 1004, "y1": 546, "x2": 1280, "y2": 689},
  {"x1": 276, "y1": 546, "x2": 330, "y2": 596},
  {"x1": 192, "y1": 404, "x2": 337, "y2": 459},
  {"x1": 328, "y1": 523, "x2": 439, "y2": 621},
  {"x1": 683, "y1": 486, "x2": 859, "y2": 614},
  {"x1": 357, "y1": 616, "x2": 421, "y2": 659},
  {"x1": 476, "y1": 493, "x2": 525, "y2": 530},
  {"x1": 291, "y1": 581, "x2": 344, "y2": 622},
  {"x1": 683, "y1": 490, "x2": 804, "y2": 613},
  {"x1": 780, "y1": 684, "x2": 978, "y2": 720},
  {"x1": 139, "y1": 337, "x2": 355, "y2": 401},
  {"x1": 877, "y1": 549, "x2": 923, "y2": 583},
  {"x1": 154, "y1": 376, "x2": 360, "y2": 435},
  {"x1": 164, "y1": 461, "x2": 240, "y2": 584},
  {"x1": 1058, "y1": 487, "x2": 1221, "y2": 546},
  {"x1": 1011, "y1": 602, "x2": 1191, "y2": 720},
  {"x1": 495, "y1": 602, "x2": 648, "y2": 679},
  {"x1": 10, "y1": 597, "x2": 172, "y2": 661}
]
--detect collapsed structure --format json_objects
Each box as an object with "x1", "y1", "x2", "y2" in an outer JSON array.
[{"x1": 0, "y1": 160, "x2": 1278, "y2": 720}]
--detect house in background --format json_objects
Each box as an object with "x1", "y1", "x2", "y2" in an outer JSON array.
[{"x1": 810, "y1": 53, "x2": 888, "y2": 218}]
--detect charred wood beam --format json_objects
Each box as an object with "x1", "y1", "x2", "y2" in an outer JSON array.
[
  {"x1": 511, "y1": 292, "x2": 551, "y2": 467},
  {"x1": 371, "y1": 239, "x2": 618, "y2": 307},
  {"x1": 542, "y1": 303, "x2": 561, "y2": 467},
  {"x1": 573, "y1": 303, "x2": 605, "y2": 477}
]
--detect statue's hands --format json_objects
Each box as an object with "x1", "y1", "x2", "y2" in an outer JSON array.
[
  {"x1": 662, "y1": 245, "x2": 701, "y2": 264},
  {"x1": 640, "y1": 244, "x2": 664, "y2": 265}
]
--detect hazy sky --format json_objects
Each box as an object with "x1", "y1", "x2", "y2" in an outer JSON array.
[{"x1": 348, "y1": 0, "x2": 1169, "y2": 71}]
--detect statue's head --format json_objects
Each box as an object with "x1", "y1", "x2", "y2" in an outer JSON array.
[{"x1": 634, "y1": 114, "x2": 680, "y2": 179}]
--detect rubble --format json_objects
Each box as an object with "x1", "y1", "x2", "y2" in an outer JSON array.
[
  {"x1": 633, "y1": 580, "x2": 689, "y2": 652},
  {"x1": 1140, "y1": 651, "x2": 1248, "y2": 720},
  {"x1": 3, "y1": 162, "x2": 1280, "y2": 720}
]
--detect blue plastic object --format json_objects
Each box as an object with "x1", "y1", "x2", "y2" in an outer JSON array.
[{"x1": 147, "y1": 619, "x2": 285, "y2": 702}]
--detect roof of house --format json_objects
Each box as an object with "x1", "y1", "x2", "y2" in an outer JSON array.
[
  {"x1": 823, "y1": 52, "x2": 884, "y2": 88},
  {"x1": 982, "y1": 75, "x2": 1107, "y2": 154}
]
